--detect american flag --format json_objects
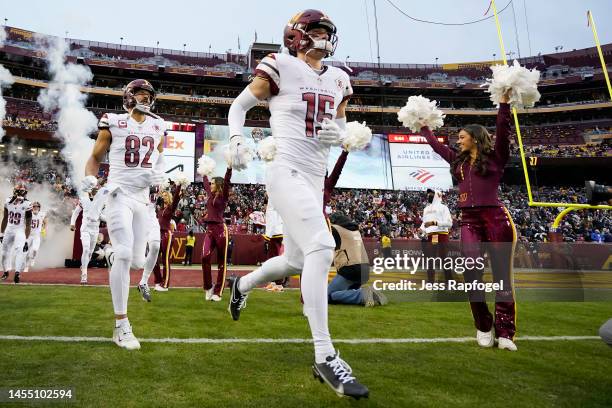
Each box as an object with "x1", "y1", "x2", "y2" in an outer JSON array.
[{"x1": 409, "y1": 169, "x2": 435, "y2": 184}]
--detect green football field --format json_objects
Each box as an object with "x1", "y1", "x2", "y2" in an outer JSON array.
[{"x1": 0, "y1": 285, "x2": 611, "y2": 407}]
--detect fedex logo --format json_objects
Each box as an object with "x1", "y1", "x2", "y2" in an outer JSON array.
[{"x1": 164, "y1": 135, "x2": 185, "y2": 150}]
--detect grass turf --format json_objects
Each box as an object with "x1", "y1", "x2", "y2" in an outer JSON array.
[{"x1": 0, "y1": 285, "x2": 611, "y2": 407}]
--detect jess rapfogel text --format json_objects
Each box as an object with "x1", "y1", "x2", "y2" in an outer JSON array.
[{"x1": 373, "y1": 279, "x2": 505, "y2": 292}]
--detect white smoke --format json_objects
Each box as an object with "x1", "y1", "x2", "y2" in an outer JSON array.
[
  {"x1": 24, "y1": 184, "x2": 75, "y2": 269},
  {"x1": 0, "y1": 143, "x2": 75, "y2": 270},
  {"x1": 37, "y1": 36, "x2": 97, "y2": 187},
  {"x1": 0, "y1": 26, "x2": 14, "y2": 142}
]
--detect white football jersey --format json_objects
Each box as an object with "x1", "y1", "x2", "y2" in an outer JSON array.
[
  {"x1": 30, "y1": 211, "x2": 46, "y2": 236},
  {"x1": 256, "y1": 53, "x2": 353, "y2": 177},
  {"x1": 98, "y1": 113, "x2": 165, "y2": 190},
  {"x1": 78, "y1": 193, "x2": 101, "y2": 231},
  {"x1": 4, "y1": 197, "x2": 32, "y2": 231}
]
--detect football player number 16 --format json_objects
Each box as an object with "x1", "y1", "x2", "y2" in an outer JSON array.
[
  {"x1": 125, "y1": 135, "x2": 155, "y2": 168},
  {"x1": 302, "y1": 93, "x2": 334, "y2": 137}
]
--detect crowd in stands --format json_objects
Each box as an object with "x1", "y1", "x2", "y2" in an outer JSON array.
[
  {"x1": 2, "y1": 115, "x2": 56, "y2": 132},
  {"x1": 1, "y1": 150, "x2": 609, "y2": 244},
  {"x1": 171, "y1": 182, "x2": 610, "y2": 244},
  {"x1": 3, "y1": 96, "x2": 610, "y2": 158},
  {"x1": 509, "y1": 143, "x2": 611, "y2": 158}
]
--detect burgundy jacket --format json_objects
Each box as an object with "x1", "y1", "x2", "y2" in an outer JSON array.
[
  {"x1": 202, "y1": 167, "x2": 232, "y2": 223},
  {"x1": 421, "y1": 103, "x2": 511, "y2": 208}
]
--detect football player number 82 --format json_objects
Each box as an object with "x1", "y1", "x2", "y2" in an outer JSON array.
[{"x1": 124, "y1": 135, "x2": 155, "y2": 168}]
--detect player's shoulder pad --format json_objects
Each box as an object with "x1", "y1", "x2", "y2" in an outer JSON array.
[
  {"x1": 98, "y1": 113, "x2": 129, "y2": 129},
  {"x1": 255, "y1": 53, "x2": 281, "y2": 95},
  {"x1": 328, "y1": 66, "x2": 353, "y2": 99},
  {"x1": 156, "y1": 118, "x2": 168, "y2": 134}
]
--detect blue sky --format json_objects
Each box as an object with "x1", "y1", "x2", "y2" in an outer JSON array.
[{"x1": 2, "y1": 0, "x2": 611, "y2": 64}]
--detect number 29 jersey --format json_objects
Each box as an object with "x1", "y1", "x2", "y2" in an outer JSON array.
[
  {"x1": 4, "y1": 197, "x2": 32, "y2": 232},
  {"x1": 255, "y1": 53, "x2": 353, "y2": 177},
  {"x1": 98, "y1": 113, "x2": 166, "y2": 190}
]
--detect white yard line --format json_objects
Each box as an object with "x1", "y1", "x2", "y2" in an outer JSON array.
[{"x1": 0, "y1": 335, "x2": 600, "y2": 344}]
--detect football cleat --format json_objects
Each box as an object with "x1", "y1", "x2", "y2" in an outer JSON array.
[
  {"x1": 13, "y1": 272, "x2": 20, "y2": 284},
  {"x1": 476, "y1": 329, "x2": 495, "y2": 348},
  {"x1": 228, "y1": 276, "x2": 248, "y2": 321},
  {"x1": 112, "y1": 322, "x2": 141, "y2": 350},
  {"x1": 138, "y1": 283, "x2": 152, "y2": 302},
  {"x1": 154, "y1": 284, "x2": 168, "y2": 292},
  {"x1": 498, "y1": 337, "x2": 518, "y2": 351},
  {"x1": 205, "y1": 287, "x2": 214, "y2": 301},
  {"x1": 80, "y1": 273, "x2": 88, "y2": 285},
  {"x1": 312, "y1": 351, "x2": 369, "y2": 400},
  {"x1": 210, "y1": 294, "x2": 222, "y2": 302},
  {"x1": 1, "y1": 272, "x2": 9, "y2": 280}
]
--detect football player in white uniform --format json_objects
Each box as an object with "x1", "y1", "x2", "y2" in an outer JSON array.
[
  {"x1": 226, "y1": 10, "x2": 368, "y2": 399},
  {"x1": 84, "y1": 79, "x2": 166, "y2": 350},
  {"x1": 70, "y1": 189, "x2": 102, "y2": 284},
  {"x1": 1, "y1": 183, "x2": 32, "y2": 284},
  {"x1": 137, "y1": 187, "x2": 162, "y2": 302},
  {"x1": 25, "y1": 201, "x2": 47, "y2": 272}
]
